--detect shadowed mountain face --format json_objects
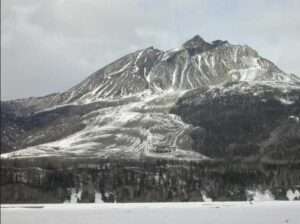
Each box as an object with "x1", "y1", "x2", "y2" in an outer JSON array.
[{"x1": 1, "y1": 35, "x2": 300, "y2": 163}]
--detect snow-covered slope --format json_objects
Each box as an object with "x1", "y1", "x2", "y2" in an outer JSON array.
[
  {"x1": 3, "y1": 90, "x2": 206, "y2": 160},
  {"x1": 149, "y1": 37, "x2": 299, "y2": 92}
]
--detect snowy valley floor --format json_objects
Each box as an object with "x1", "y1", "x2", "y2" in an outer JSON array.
[{"x1": 1, "y1": 201, "x2": 300, "y2": 224}]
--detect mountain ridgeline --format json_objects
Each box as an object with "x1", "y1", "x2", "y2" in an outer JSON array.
[{"x1": 1, "y1": 35, "x2": 300, "y2": 203}]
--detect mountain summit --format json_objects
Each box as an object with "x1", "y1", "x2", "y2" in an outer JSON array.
[
  {"x1": 182, "y1": 35, "x2": 229, "y2": 55},
  {"x1": 182, "y1": 35, "x2": 211, "y2": 48}
]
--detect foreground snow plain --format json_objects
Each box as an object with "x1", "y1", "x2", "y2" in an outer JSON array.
[{"x1": 1, "y1": 201, "x2": 300, "y2": 224}]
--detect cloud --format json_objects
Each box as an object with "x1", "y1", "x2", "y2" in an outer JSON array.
[{"x1": 1, "y1": 0, "x2": 300, "y2": 100}]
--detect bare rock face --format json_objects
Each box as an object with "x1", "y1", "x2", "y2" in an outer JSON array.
[
  {"x1": 182, "y1": 35, "x2": 213, "y2": 53},
  {"x1": 1, "y1": 35, "x2": 300, "y2": 202},
  {"x1": 171, "y1": 84, "x2": 300, "y2": 161}
]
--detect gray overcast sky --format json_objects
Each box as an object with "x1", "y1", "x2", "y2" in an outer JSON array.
[{"x1": 1, "y1": 0, "x2": 300, "y2": 100}]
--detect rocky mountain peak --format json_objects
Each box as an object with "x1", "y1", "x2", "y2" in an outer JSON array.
[
  {"x1": 211, "y1": 39, "x2": 229, "y2": 46},
  {"x1": 182, "y1": 35, "x2": 230, "y2": 51},
  {"x1": 182, "y1": 35, "x2": 211, "y2": 49}
]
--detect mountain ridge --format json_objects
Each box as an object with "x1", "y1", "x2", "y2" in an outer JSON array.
[{"x1": 3, "y1": 35, "x2": 299, "y2": 106}]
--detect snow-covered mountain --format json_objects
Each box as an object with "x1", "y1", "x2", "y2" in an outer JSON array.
[
  {"x1": 2, "y1": 35, "x2": 300, "y2": 204},
  {"x1": 1, "y1": 35, "x2": 300, "y2": 163}
]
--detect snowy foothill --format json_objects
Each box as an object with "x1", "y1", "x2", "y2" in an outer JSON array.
[{"x1": 1, "y1": 201, "x2": 300, "y2": 224}]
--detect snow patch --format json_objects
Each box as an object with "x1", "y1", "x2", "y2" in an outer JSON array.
[
  {"x1": 201, "y1": 192, "x2": 213, "y2": 202},
  {"x1": 64, "y1": 189, "x2": 82, "y2": 203},
  {"x1": 289, "y1": 115, "x2": 300, "y2": 123},
  {"x1": 286, "y1": 189, "x2": 300, "y2": 201},
  {"x1": 247, "y1": 189, "x2": 275, "y2": 201},
  {"x1": 278, "y1": 98, "x2": 295, "y2": 105},
  {"x1": 95, "y1": 191, "x2": 104, "y2": 203}
]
